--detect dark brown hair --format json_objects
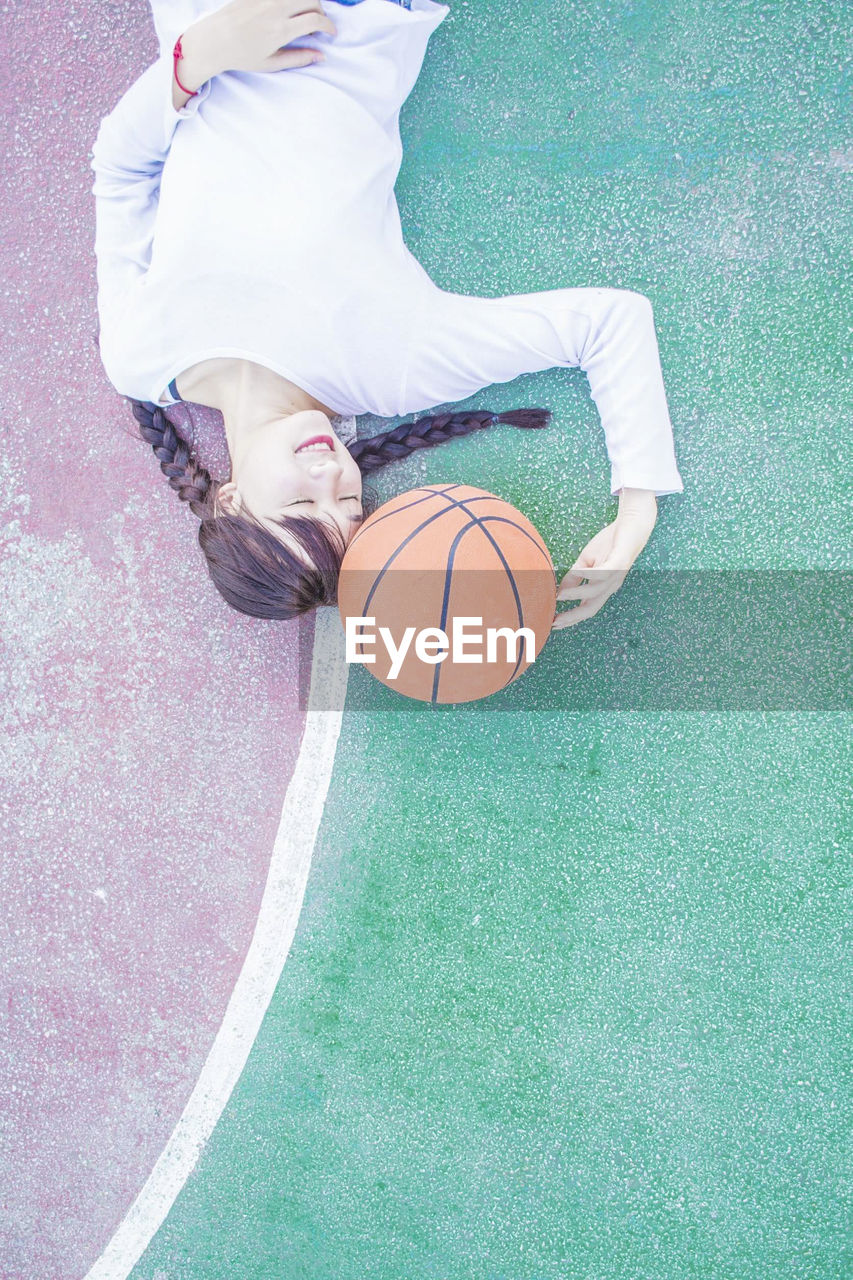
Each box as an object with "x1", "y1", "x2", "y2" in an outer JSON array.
[{"x1": 128, "y1": 399, "x2": 552, "y2": 620}]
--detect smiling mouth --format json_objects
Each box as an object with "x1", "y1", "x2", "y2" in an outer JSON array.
[{"x1": 295, "y1": 435, "x2": 335, "y2": 454}]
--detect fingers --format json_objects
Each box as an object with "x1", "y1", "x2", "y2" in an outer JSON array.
[
  {"x1": 268, "y1": 7, "x2": 336, "y2": 69},
  {"x1": 552, "y1": 584, "x2": 614, "y2": 627},
  {"x1": 568, "y1": 553, "x2": 596, "y2": 576},
  {"x1": 270, "y1": 46, "x2": 325, "y2": 67},
  {"x1": 287, "y1": 10, "x2": 337, "y2": 39},
  {"x1": 558, "y1": 572, "x2": 627, "y2": 601},
  {"x1": 556, "y1": 567, "x2": 618, "y2": 602},
  {"x1": 557, "y1": 583, "x2": 607, "y2": 603},
  {"x1": 550, "y1": 511, "x2": 643, "y2": 632},
  {"x1": 552, "y1": 570, "x2": 626, "y2": 630},
  {"x1": 551, "y1": 593, "x2": 611, "y2": 629}
]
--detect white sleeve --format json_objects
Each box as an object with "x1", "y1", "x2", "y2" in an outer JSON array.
[
  {"x1": 405, "y1": 284, "x2": 686, "y2": 497},
  {"x1": 89, "y1": 52, "x2": 211, "y2": 321}
]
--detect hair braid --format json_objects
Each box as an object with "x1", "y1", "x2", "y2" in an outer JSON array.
[
  {"x1": 350, "y1": 407, "x2": 551, "y2": 475},
  {"x1": 124, "y1": 396, "x2": 551, "y2": 621},
  {"x1": 127, "y1": 397, "x2": 354, "y2": 619},
  {"x1": 129, "y1": 399, "x2": 214, "y2": 518}
]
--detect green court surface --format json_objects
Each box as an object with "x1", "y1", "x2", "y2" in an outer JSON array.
[
  {"x1": 132, "y1": 0, "x2": 849, "y2": 1275},
  {"x1": 136, "y1": 711, "x2": 850, "y2": 1280}
]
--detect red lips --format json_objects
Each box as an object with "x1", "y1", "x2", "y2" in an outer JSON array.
[{"x1": 295, "y1": 434, "x2": 335, "y2": 453}]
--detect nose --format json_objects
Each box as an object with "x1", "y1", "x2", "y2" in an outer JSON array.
[{"x1": 303, "y1": 455, "x2": 342, "y2": 484}]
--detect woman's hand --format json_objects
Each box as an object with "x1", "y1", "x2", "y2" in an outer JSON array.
[
  {"x1": 178, "y1": 0, "x2": 337, "y2": 93},
  {"x1": 551, "y1": 488, "x2": 658, "y2": 630}
]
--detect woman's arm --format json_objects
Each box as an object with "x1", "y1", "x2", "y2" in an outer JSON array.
[
  {"x1": 170, "y1": 24, "x2": 226, "y2": 111},
  {"x1": 90, "y1": 4, "x2": 337, "y2": 327},
  {"x1": 403, "y1": 283, "x2": 683, "y2": 628},
  {"x1": 406, "y1": 284, "x2": 685, "y2": 498},
  {"x1": 552, "y1": 486, "x2": 658, "y2": 629},
  {"x1": 168, "y1": 2, "x2": 336, "y2": 110},
  {"x1": 89, "y1": 51, "x2": 212, "y2": 323}
]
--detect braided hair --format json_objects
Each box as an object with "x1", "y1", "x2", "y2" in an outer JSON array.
[{"x1": 128, "y1": 399, "x2": 551, "y2": 620}]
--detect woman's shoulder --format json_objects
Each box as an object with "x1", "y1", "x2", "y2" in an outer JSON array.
[
  {"x1": 169, "y1": 358, "x2": 238, "y2": 407},
  {"x1": 168, "y1": 358, "x2": 340, "y2": 419}
]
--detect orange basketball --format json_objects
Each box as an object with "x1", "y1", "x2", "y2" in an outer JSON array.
[{"x1": 337, "y1": 484, "x2": 557, "y2": 704}]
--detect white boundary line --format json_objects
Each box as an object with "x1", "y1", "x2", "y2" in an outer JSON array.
[{"x1": 85, "y1": 608, "x2": 348, "y2": 1280}]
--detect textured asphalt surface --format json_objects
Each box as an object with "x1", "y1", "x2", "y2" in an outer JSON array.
[{"x1": 1, "y1": 4, "x2": 315, "y2": 1273}]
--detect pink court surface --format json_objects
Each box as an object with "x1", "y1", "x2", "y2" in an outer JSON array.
[{"x1": 1, "y1": 4, "x2": 325, "y2": 1274}]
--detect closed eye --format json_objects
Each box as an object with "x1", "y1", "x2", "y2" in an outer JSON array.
[{"x1": 283, "y1": 497, "x2": 364, "y2": 524}]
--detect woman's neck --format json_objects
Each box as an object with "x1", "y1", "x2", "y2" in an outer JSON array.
[{"x1": 176, "y1": 357, "x2": 336, "y2": 459}]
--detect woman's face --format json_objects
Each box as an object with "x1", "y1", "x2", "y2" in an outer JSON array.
[{"x1": 218, "y1": 410, "x2": 364, "y2": 555}]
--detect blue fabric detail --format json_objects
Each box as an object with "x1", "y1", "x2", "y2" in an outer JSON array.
[{"x1": 168, "y1": 377, "x2": 183, "y2": 402}]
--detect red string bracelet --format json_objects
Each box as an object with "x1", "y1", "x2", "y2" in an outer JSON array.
[{"x1": 172, "y1": 35, "x2": 198, "y2": 98}]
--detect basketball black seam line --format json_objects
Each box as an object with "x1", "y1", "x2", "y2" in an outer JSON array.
[
  {"x1": 358, "y1": 507, "x2": 542, "y2": 617},
  {"x1": 402, "y1": 486, "x2": 553, "y2": 571},
  {"x1": 433, "y1": 516, "x2": 530, "y2": 702},
  {"x1": 353, "y1": 492, "x2": 551, "y2": 599},
  {"x1": 356, "y1": 493, "x2": 486, "y2": 613},
  {"x1": 432, "y1": 517, "x2": 525, "y2": 701},
  {"x1": 346, "y1": 485, "x2": 464, "y2": 552}
]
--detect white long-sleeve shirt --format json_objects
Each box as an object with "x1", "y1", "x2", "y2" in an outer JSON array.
[{"x1": 90, "y1": 0, "x2": 685, "y2": 496}]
